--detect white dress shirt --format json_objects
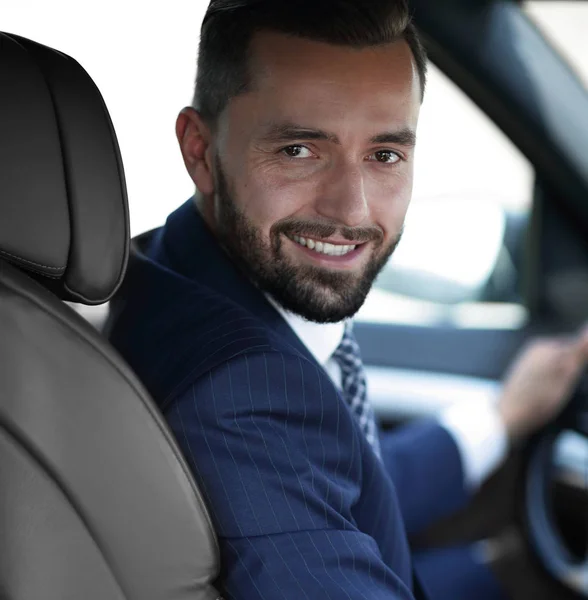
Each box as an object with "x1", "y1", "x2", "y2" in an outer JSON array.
[{"x1": 268, "y1": 298, "x2": 509, "y2": 490}]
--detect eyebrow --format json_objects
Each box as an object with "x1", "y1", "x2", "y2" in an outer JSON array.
[{"x1": 259, "y1": 122, "x2": 417, "y2": 148}]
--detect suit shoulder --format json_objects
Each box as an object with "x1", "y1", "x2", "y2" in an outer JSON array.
[
  {"x1": 109, "y1": 251, "x2": 311, "y2": 407},
  {"x1": 156, "y1": 294, "x2": 323, "y2": 409}
]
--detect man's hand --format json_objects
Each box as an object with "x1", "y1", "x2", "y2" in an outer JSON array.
[{"x1": 498, "y1": 324, "x2": 588, "y2": 442}]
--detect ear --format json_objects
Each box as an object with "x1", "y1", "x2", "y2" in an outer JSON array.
[{"x1": 176, "y1": 107, "x2": 215, "y2": 195}]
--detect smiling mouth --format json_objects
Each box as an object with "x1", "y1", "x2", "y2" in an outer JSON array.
[{"x1": 288, "y1": 235, "x2": 359, "y2": 257}]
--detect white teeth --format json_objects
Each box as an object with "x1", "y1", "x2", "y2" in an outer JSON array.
[{"x1": 289, "y1": 235, "x2": 357, "y2": 257}]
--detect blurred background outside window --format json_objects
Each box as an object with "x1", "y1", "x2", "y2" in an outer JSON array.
[{"x1": 361, "y1": 1, "x2": 588, "y2": 328}]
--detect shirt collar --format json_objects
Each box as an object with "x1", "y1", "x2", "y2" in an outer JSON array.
[{"x1": 266, "y1": 295, "x2": 346, "y2": 367}]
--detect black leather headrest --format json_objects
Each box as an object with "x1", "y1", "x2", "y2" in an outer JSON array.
[{"x1": 0, "y1": 32, "x2": 129, "y2": 305}]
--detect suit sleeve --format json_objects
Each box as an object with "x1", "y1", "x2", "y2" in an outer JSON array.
[
  {"x1": 164, "y1": 350, "x2": 416, "y2": 600},
  {"x1": 380, "y1": 420, "x2": 470, "y2": 536}
]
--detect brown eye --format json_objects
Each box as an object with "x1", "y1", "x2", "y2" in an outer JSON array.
[
  {"x1": 281, "y1": 145, "x2": 313, "y2": 158},
  {"x1": 373, "y1": 150, "x2": 401, "y2": 164}
]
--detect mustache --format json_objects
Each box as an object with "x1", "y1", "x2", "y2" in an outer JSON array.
[{"x1": 273, "y1": 218, "x2": 386, "y2": 245}]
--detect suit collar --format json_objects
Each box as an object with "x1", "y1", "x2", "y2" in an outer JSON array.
[{"x1": 148, "y1": 198, "x2": 312, "y2": 359}]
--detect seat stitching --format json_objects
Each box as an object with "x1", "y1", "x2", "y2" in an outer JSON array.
[{"x1": 0, "y1": 248, "x2": 65, "y2": 271}]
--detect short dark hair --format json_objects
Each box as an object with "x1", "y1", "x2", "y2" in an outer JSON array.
[{"x1": 193, "y1": 0, "x2": 428, "y2": 125}]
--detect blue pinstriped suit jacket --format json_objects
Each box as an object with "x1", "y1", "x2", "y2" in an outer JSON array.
[{"x1": 108, "y1": 199, "x2": 469, "y2": 599}]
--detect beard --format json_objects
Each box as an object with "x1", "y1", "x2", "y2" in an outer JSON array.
[{"x1": 212, "y1": 156, "x2": 402, "y2": 323}]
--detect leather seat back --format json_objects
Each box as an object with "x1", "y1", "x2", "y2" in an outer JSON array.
[{"x1": 0, "y1": 32, "x2": 220, "y2": 600}]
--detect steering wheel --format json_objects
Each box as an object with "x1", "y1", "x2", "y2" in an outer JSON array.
[{"x1": 524, "y1": 382, "x2": 588, "y2": 596}]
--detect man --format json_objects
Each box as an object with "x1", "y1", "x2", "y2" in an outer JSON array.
[{"x1": 107, "y1": 1, "x2": 588, "y2": 598}]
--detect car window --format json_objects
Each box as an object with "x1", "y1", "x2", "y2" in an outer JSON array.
[
  {"x1": 356, "y1": 62, "x2": 534, "y2": 330},
  {"x1": 525, "y1": 1, "x2": 588, "y2": 89}
]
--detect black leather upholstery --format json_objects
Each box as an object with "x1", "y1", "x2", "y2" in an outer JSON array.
[
  {"x1": 0, "y1": 32, "x2": 128, "y2": 305},
  {"x1": 0, "y1": 32, "x2": 220, "y2": 600}
]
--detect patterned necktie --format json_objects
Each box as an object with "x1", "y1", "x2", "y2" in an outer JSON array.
[{"x1": 332, "y1": 322, "x2": 382, "y2": 459}]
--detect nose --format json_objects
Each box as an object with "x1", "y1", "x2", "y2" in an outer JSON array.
[{"x1": 314, "y1": 162, "x2": 370, "y2": 228}]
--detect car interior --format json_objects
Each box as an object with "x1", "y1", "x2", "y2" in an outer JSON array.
[
  {"x1": 0, "y1": 32, "x2": 220, "y2": 600},
  {"x1": 2, "y1": 1, "x2": 588, "y2": 599}
]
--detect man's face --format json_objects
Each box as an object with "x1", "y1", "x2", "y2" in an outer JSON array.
[{"x1": 192, "y1": 31, "x2": 421, "y2": 322}]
